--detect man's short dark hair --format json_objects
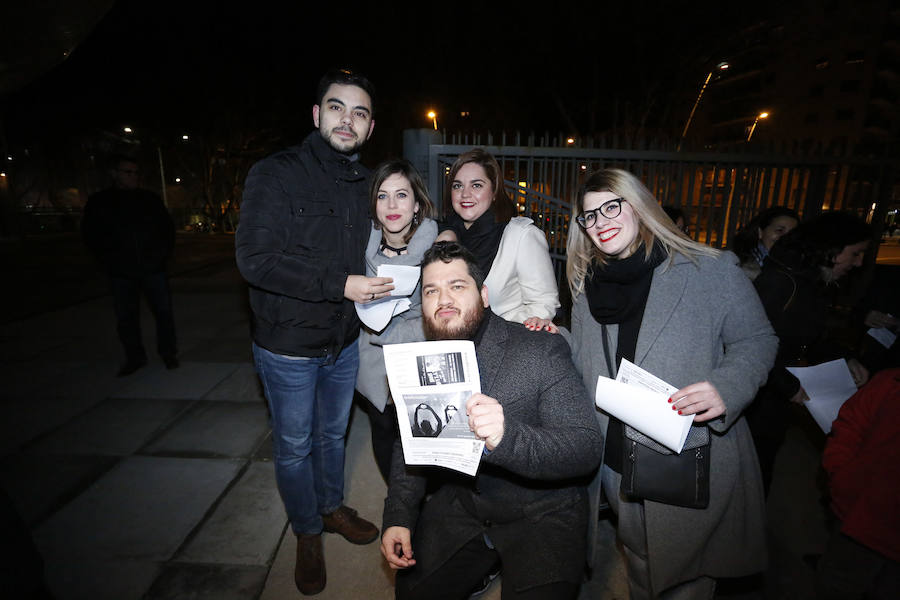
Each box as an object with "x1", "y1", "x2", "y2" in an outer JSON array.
[
  {"x1": 421, "y1": 242, "x2": 486, "y2": 289},
  {"x1": 315, "y1": 68, "x2": 376, "y2": 114}
]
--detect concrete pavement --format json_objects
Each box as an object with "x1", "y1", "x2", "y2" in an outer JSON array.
[{"x1": 0, "y1": 235, "x2": 828, "y2": 599}]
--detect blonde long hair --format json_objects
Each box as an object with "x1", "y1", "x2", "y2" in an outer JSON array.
[{"x1": 566, "y1": 168, "x2": 719, "y2": 297}]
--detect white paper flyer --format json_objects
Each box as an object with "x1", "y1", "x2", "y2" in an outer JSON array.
[
  {"x1": 354, "y1": 264, "x2": 421, "y2": 331},
  {"x1": 382, "y1": 340, "x2": 485, "y2": 476},
  {"x1": 787, "y1": 358, "x2": 858, "y2": 434},
  {"x1": 594, "y1": 359, "x2": 694, "y2": 453}
]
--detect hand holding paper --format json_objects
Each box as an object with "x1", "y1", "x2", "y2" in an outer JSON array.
[
  {"x1": 594, "y1": 359, "x2": 694, "y2": 453},
  {"x1": 466, "y1": 393, "x2": 505, "y2": 450},
  {"x1": 670, "y1": 381, "x2": 726, "y2": 422}
]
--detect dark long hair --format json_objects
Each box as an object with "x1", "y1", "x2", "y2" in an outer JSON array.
[
  {"x1": 443, "y1": 148, "x2": 517, "y2": 224},
  {"x1": 769, "y1": 211, "x2": 872, "y2": 274}
]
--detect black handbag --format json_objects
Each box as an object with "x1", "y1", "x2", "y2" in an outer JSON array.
[
  {"x1": 598, "y1": 323, "x2": 711, "y2": 509},
  {"x1": 621, "y1": 424, "x2": 710, "y2": 509}
]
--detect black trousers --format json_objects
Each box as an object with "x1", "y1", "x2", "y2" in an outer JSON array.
[
  {"x1": 111, "y1": 272, "x2": 177, "y2": 362},
  {"x1": 361, "y1": 399, "x2": 398, "y2": 483},
  {"x1": 395, "y1": 533, "x2": 578, "y2": 600}
]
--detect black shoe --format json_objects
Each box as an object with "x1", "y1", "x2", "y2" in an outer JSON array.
[
  {"x1": 117, "y1": 358, "x2": 147, "y2": 377},
  {"x1": 163, "y1": 356, "x2": 180, "y2": 370}
]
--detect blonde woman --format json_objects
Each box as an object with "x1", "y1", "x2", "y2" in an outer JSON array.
[{"x1": 566, "y1": 168, "x2": 777, "y2": 599}]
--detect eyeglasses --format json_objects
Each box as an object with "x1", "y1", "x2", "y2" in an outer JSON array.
[{"x1": 576, "y1": 198, "x2": 625, "y2": 229}]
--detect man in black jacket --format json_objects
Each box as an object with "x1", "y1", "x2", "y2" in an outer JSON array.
[
  {"x1": 235, "y1": 69, "x2": 393, "y2": 596},
  {"x1": 82, "y1": 155, "x2": 178, "y2": 376},
  {"x1": 381, "y1": 243, "x2": 602, "y2": 599}
]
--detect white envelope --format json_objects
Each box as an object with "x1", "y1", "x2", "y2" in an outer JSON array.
[{"x1": 594, "y1": 359, "x2": 694, "y2": 453}]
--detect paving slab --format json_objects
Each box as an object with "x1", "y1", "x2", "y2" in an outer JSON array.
[
  {"x1": 42, "y1": 558, "x2": 161, "y2": 600},
  {"x1": 180, "y1": 337, "x2": 253, "y2": 362},
  {"x1": 141, "y1": 401, "x2": 269, "y2": 458},
  {"x1": 177, "y1": 461, "x2": 286, "y2": 565},
  {"x1": 1, "y1": 359, "x2": 128, "y2": 401},
  {"x1": 33, "y1": 455, "x2": 243, "y2": 562},
  {"x1": 0, "y1": 333, "x2": 71, "y2": 362},
  {"x1": 0, "y1": 396, "x2": 104, "y2": 455},
  {"x1": 25, "y1": 398, "x2": 191, "y2": 456},
  {"x1": 143, "y1": 563, "x2": 270, "y2": 600},
  {"x1": 203, "y1": 362, "x2": 266, "y2": 403},
  {"x1": 114, "y1": 361, "x2": 239, "y2": 400},
  {"x1": 0, "y1": 453, "x2": 118, "y2": 527}
]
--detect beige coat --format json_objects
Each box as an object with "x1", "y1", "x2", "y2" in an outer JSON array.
[
  {"x1": 570, "y1": 250, "x2": 777, "y2": 593},
  {"x1": 484, "y1": 217, "x2": 560, "y2": 322}
]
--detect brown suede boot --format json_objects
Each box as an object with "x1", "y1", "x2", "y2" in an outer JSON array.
[
  {"x1": 295, "y1": 533, "x2": 325, "y2": 595},
  {"x1": 321, "y1": 505, "x2": 379, "y2": 544}
]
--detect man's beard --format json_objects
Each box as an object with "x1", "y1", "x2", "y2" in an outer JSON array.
[
  {"x1": 423, "y1": 302, "x2": 486, "y2": 341},
  {"x1": 320, "y1": 126, "x2": 364, "y2": 154}
]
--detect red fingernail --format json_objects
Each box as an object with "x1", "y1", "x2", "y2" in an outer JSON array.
[
  {"x1": 678, "y1": 410, "x2": 683, "y2": 415},
  {"x1": 667, "y1": 397, "x2": 673, "y2": 403},
  {"x1": 671, "y1": 405, "x2": 677, "y2": 410}
]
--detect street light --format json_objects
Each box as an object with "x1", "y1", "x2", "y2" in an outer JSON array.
[
  {"x1": 123, "y1": 126, "x2": 133, "y2": 134},
  {"x1": 678, "y1": 61, "x2": 730, "y2": 150},
  {"x1": 746, "y1": 111, "x2": 770, "y2": 141},
  {"x1": 427, "y1": 110, "x2": 438, "y2": 130}
]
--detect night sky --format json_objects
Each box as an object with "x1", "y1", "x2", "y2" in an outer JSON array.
[{"x1": 2, "y1": 0, "x2": 782, "y2": 161}]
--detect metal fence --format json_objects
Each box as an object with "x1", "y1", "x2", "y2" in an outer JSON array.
[{"x1": 426, "y1": 133, "x2": 897, "y2": 283}]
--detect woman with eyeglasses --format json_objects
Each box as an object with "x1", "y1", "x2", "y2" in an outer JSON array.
[
  {"x1": 437, "y1": 148, "x2": 560, "y2": 331},
  {"x1": 355, "y1": 159, "x2": 438, "y2": 482},
  {"x1": 566, "y1": 169, "x2": 777, "y2": 599}
]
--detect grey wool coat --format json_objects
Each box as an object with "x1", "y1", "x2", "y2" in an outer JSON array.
[
  {"x1": 355, "y1": 218, "x2": 438, "y2": 411},
  {"x1": 569, "y1": 250, "x2": 777, "y2": 593},
  {"x1": 383, "y1": 312, "x2": 604, "y2": 592}
]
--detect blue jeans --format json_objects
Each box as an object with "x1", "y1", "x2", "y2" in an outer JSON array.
[{"x1": 253, "y1": 341, "x2": 359, "y2": 535}]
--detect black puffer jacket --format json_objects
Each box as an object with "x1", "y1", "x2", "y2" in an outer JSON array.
[{"x1": 236, "y1": 132, "x2": 370, "y2": 359}]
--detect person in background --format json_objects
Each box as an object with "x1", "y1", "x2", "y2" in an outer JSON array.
[
  {"x1": 747, "y1": 211, "x2": 873, "y2": 494},
  {"x1": 567, "y1": 168, "x2": 776, "y2": 599},
  {"x1": 816, "y1": 368, "x2": 900, "y2": 599},
  {"x1": 732, "y1": 206, "x2": 800, "y2": 280},
  {"x1": 662, "y1": 205, "x2": 689, "y2": 236},
  {"x1": 355, "y1": 158, "x2": 438, "y2": 482},
  {"x1": 436, "y1": 148, "x2": 560, "y2": 332},
  {"x1": 82, "y1": 155, "x2": 178, "y2": 376}
]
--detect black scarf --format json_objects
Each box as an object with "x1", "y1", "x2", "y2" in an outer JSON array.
[
  {"x1": 585, "y1": 241, "x2": 667, "y2": 364},
  {"x1": 587, "y1": 241, "x2": 667, "y2": 473},
  {"x1": 445, "y1": 208, "x2": 506, "y2": 276}
]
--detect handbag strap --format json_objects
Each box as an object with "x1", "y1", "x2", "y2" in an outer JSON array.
[{"x1": 600, "y1": 323, "x2": 615, "y2": 377}]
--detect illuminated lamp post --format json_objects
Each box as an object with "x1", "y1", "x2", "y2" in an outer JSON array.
[
  {"x1": 678, "y1": 61, "x2": 730, "y2": 151},
  {"x1": 746, "y1": 111, "x2": 769, "y2": 141}
]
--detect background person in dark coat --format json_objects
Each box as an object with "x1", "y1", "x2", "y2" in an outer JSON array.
[
  {"x1": 381, "y1": 242, "x2": 602, "y2": 600},
  {"x1": 748, "y1": 211, "x2": 873, "y2": 494},
  {"x1": 82, "y1": 155, "x2": 177, "y2": 376}
]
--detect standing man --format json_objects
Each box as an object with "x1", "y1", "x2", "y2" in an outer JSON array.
[
  {"x1": 381, "y1": 242, "x2": 603, "y2": 599},
  {"x1": 235, "y1": 69, "x2": 393, "y2": 596},
  {"x1": 82, "y1": 155, "x2": 178, "y2": 376}
]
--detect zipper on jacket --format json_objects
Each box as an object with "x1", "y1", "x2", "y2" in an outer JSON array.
[
  {"x1": 628, "y1": 440, "x2": 637, "y2": 489},
  {"x1": 695, "y1": 447, "x2": 704, "y2": 501}
]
